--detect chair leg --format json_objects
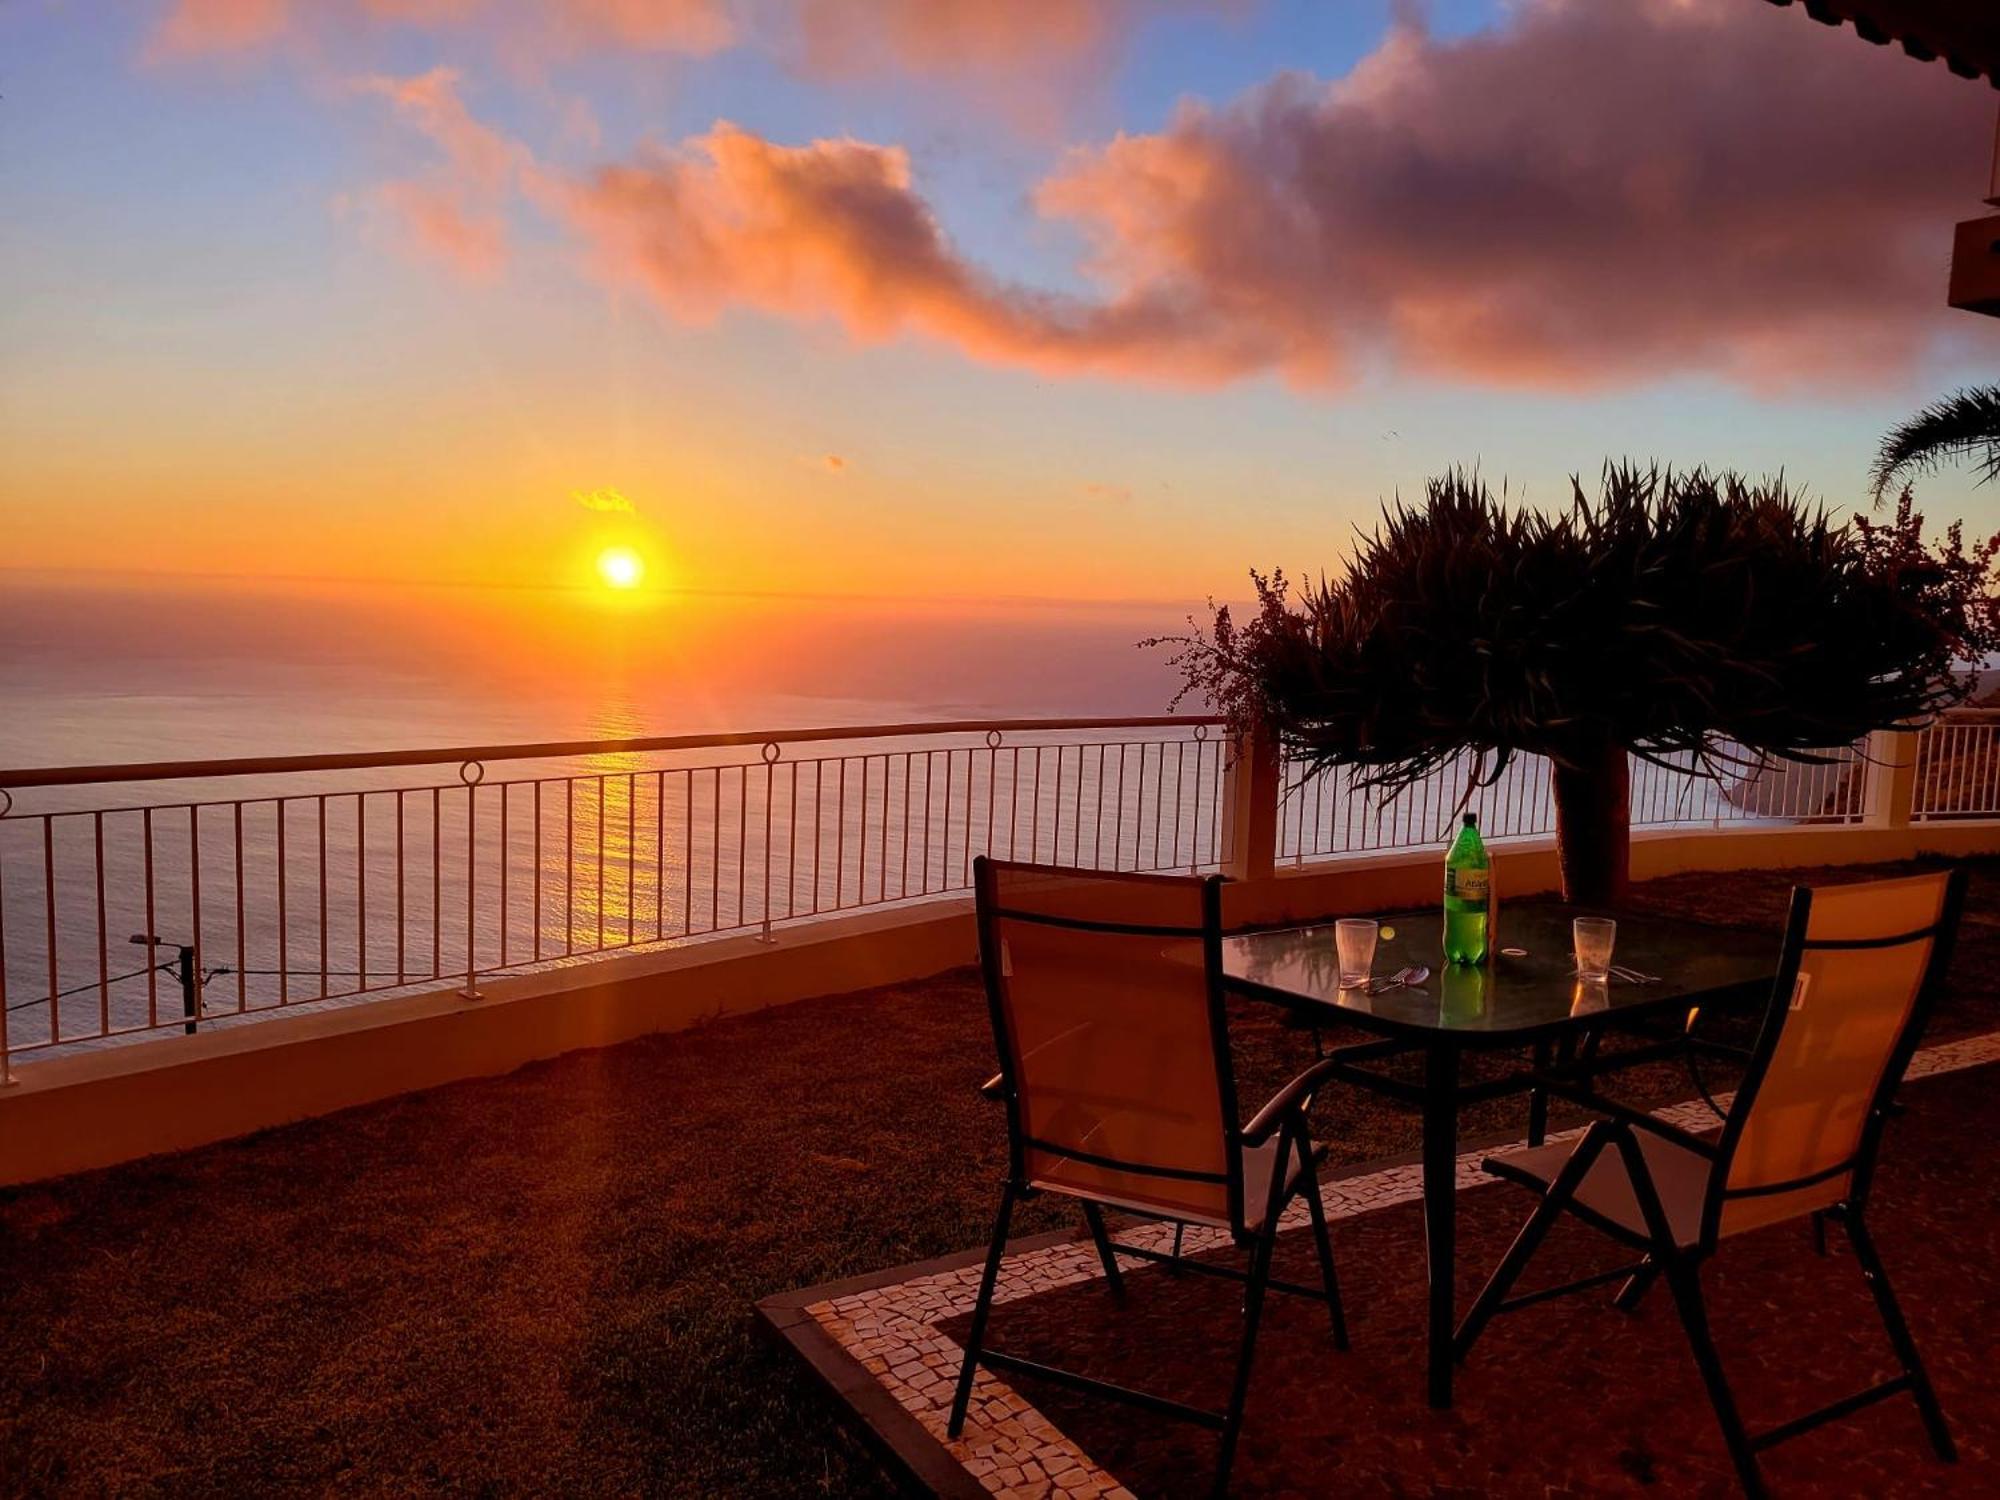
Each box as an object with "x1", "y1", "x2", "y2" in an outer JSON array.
[
  {"x1": 1167, "y1": 1221, "x2": 1185, "y2": 1275},
  {"x1": 1613, "y1": 1254, "x2": 1659, "y2": 1313},
  {"x1": 1300, "y1": 1157, "x2": 1349, "y2": 1349},
  {"x1": 1081, "y1": 1201, "x2": 1126, "y2": 1298},
  {"x1": 1212, "y1": 1219, "x2": 1277, "y2": 1498},
  {"x1": 1454, "y1": 1129, "x2": 1607, "y2": 1362},
  {"x1": 1842, "y1": 1214, "x2": 1956, "y2": 1462},
  {"x1": 1811, "y1": 1209, "x2": 1828, "y2": 1258},
  {"x1": 1661, "y1": 1255, "x2": 1765, "y2": 1499},
  {"x1": 948, "y1": 1183, "x2": 1017, "y2": 1438}
]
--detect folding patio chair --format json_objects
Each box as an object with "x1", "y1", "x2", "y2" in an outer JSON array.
[
  {"x1": 1453, "y1": 867, "x2": 1968, "y2": 1497},
  {"x1": 948, "y1": 858, "x2": 1350, "y2": 1497}
]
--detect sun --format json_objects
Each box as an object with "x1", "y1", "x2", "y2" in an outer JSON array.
[{"x1": 596, "y1": 546, "x2": 645, "y2": 589}]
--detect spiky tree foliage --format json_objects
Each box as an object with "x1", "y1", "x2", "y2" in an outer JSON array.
[
  {"x1": 1870, "y1": 386, "x2": 2000, "y2": 503},
  {"x1": 1161, "y1": 464, "x2": 2000, "y2": 904}
]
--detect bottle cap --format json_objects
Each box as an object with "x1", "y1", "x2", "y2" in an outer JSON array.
[{"x1": 1462, "y1": 812, "x2": 1477, "y2": 827}]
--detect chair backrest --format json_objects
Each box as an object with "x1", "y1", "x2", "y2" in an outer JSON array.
[
  {"x1": 973, "y1": 857, "x2": 1245, "y2": 1230},
  {"x1": 1705, "y1": 867, "x2": 1966, "y2": 1243}
]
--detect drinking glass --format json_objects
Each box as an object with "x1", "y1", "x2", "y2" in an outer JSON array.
[
  {"x1": 1335, "y1": 918, "x2": 1378, "y2": 990},
  {"x1": 1571, "y1": 976, "x2": 1610, "y2": 1015},
  {"x1": 1572, "y1": 917, "x2": 1617, "y2": 982}
]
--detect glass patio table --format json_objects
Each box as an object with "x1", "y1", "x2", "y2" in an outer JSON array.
[{"x1": 1221, "y1": 899, "x2": 1775, "y2": 1409}]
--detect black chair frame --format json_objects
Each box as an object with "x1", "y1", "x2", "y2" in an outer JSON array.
[
  {"x1": 1452, "y1": 868, "x2": 1968, "y2": 1498},
  {"x1": 949, "y1": 858, "x2": 1351, "y2": 1499}
]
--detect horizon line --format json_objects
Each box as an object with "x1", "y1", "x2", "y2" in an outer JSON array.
[{"x1": 0, "y1": 564, "x2": 1225, "y2": 614}]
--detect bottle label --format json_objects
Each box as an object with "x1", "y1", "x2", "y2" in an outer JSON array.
[{"x1": 1446, "y1": 867, "x2": 1488, "y2": 903}]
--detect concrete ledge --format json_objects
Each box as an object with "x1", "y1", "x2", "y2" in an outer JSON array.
[{"x1": 0, "y1": 901, "x2": 976, "y2": 1187}]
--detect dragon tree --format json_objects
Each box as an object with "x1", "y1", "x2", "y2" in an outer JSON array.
[{"x1": 1164, "y1": 465, "x2": 2000, "y2": 905}]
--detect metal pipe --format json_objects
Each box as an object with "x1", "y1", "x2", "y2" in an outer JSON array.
[{"x1": 0, "y1": 716, "x2": 1224, "y2": 791}]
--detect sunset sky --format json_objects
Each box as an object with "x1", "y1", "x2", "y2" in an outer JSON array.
[{"x1": 6, "y1": 0, "x2": 2000, "y2": 605}]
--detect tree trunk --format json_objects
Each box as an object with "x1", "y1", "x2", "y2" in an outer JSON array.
[{"x1": 1551, "y1": 739, "x2": 1630, "y2": 906}]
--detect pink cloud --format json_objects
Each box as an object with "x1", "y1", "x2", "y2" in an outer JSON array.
[
  {"x1": 792, "y1": 0, "x2": 1194, "y2": 78},
  {"x1": 377, "y1": 180, "x2": 508, "y2": 276},
  {"x1": 151, "y1": 0, "x2": 732, "y2": 59},
  {"x1": 355, "y1": 67, "x2": 522, "y2": 191},
  {"x1": 1035, "y1": 0, "x2": 1996, "y2": 390},
  {"x1": 358, "y1": 1, "x2": 1999, "y2": 392},
  {"x1": 353, "y1": 69, "x2": 534, "y2": 273},
  {"x1": 533, "y1": 0, "x2": 734, "y2": 53},
  {"x1": 148, "y1": 0, "x2": 1170, "y2": 71},
  {"x1": 149, "y1": 0, "x2": 292, "y2": 56}
]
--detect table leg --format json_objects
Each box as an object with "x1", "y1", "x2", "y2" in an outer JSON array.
[
  {"x1": 1421, "y1": 1044, "x2": 1462, "y2": 1409},
  {"x1": 1528, "y1": 1032, "x2": 1580, "y2": 1145}
]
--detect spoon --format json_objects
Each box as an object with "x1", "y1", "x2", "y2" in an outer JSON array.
[{"x1": 1368, "y1": 965, "x2": 1429, "y2": 995}]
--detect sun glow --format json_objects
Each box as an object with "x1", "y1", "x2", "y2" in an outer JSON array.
[{"x1": 596, "y1": 546, "x2": 645, "y2": 589}]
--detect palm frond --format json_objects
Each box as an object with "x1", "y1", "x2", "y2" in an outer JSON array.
[{"x1": 1869, "y1": 386, "x2": 2000, "y2": 504}]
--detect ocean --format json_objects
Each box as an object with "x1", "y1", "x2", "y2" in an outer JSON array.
[
  {"x1": 0, "y1": 575, "x2": 1198, "y2": 767},
  {"x1": 0, "y1": 575, "x2": 1214, "y2": 1060}
]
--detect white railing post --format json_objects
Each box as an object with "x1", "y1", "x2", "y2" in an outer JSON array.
[
  {"x1": 1220, "y1": 727, "x2": 1280, "y2": 883},
  {"x1": 759, "y1": 743, "x2": 779, "y2": 942},
  {"x1": 1863, "y1": 726, "x2": 1920, "y2": 830},
  {"x1": 0, "y1": 797, "x2": 11, "y2": 1085},
  {"x1": 459, "y1": 761, "x2": 484, "y2": 1000}
]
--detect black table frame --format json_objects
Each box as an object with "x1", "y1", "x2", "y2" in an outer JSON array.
[{"x1": 1224, "y1": 918, "x2": 1771, "y2": 1410}]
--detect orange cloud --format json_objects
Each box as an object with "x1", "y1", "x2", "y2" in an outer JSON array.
[
  {"x1": 556, "y1": 123, "x2": 1263, "y2": 382},
  {"x1": 355, "y1": 67, "x2": 521, "y2": 191},
  {"x1": 536, "y1": 0, "x2": 735, "y2": 53},
  {"x1": 792, "y1": 0, "x2": 1187, "y2": 78},
  {"x1": 149, "y1": 0, "x2": 1164, "y2": 71},
  {"x1": 359, "y1": 0, "x2": 1998, "y2": 393},
  {"x1": 151, "y1": 0, "x2": 490, "y2": 58},
  {"x1": 152, "y1": 0, "x2": 732, "y2": 59},
  {"x1": 354, "y1": 68, "x2": 532, "y2": 273},
  {"x1": 573, "y1": 486, "x2": 637, "y2": 512},
  {"x1": 376, "y1": 181, "x2": 507, "y2": 276},
  {"x1": 149, "y1": 0, "x2": 292, "y2": 56}
]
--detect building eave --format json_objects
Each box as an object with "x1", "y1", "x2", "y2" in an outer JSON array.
[{"x1": 1763, "y1": 0, "x2": 2000, "y2": 88}]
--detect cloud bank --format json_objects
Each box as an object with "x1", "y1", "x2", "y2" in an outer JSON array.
[{"x1": 359, "y1": 0, "x2": 1992, "y2": 393}]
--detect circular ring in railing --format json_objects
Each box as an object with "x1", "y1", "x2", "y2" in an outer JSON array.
[
  {"x1": 459, "y1": 759, "x2": 487, "y2": 786},
  {"x1": 0, "y1": 789, "x2": 11, "y2": 818},
  {"x1": 1193, "y1": 723, "x2": 1209, "y2": 742},
  {"x1": 985, "y1": 729, "x2": 1004, "y2": 749},
  {"x1": 761, "y1": 741, "x2": 782, "y2": 765}
]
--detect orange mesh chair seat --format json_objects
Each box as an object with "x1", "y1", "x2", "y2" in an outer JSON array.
[
  {"x1": 1454, "y1": 869, "x2": 1969, "y2": 1498},
  {"x1": 1486, "y1": 1125, "x2": 1719, "y2": 1248},
  {"x1": 1029, "y1": 1133, "x2": 1318, "y2": 1229},
  {"x1": 948, "y1": 859, "x2": 1353, "y2": 1499}
]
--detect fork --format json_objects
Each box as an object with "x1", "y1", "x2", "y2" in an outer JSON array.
[{"x1": 1608, "y1": 963, "x2": 1661, "y2": 985}]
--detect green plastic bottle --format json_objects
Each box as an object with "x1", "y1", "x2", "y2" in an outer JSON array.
[{"x1": 1443, "y1": 812, "x2": 1490, "y2": 965}]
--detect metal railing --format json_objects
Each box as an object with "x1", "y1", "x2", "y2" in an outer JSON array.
[
  {"x1": 0, "y1": 718, "x2": 1226, "y2": 1072},
  {"x1": 0, "y1": 708, "x2": 1972, "y2": 1077},
  {"x1": 1274, "y1": 742, "x2": 1871, "y2": 863},
  {"x1": 1912, "y1": 709, "x2": 2000, "y2": 821}
]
